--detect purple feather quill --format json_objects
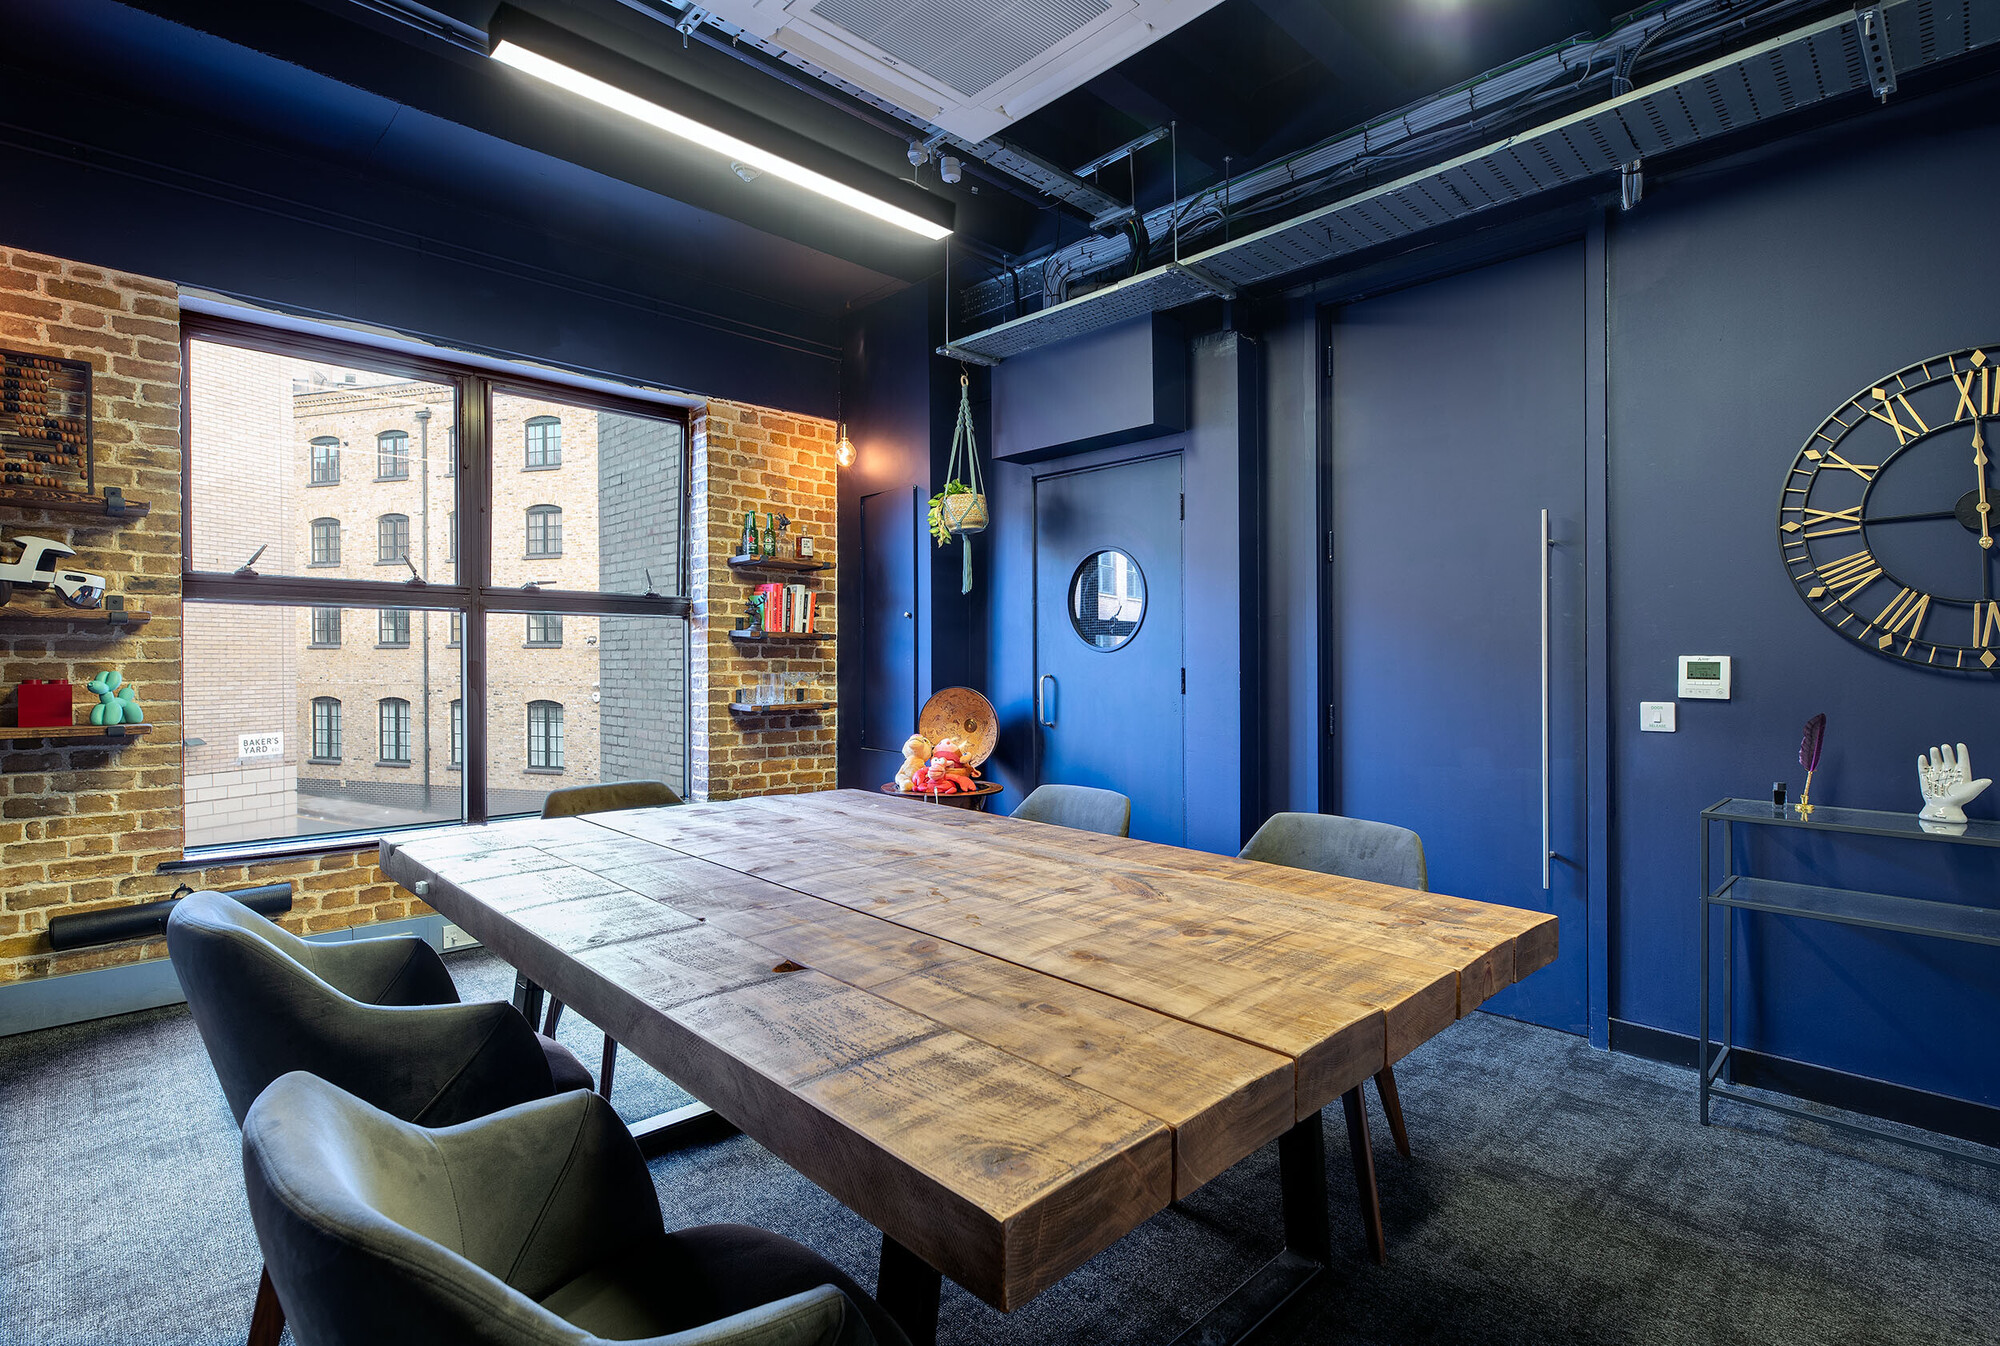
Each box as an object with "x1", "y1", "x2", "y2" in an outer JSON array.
[{"x1": 1798, "y1": 713, "x2": 1827, "y2": 809}]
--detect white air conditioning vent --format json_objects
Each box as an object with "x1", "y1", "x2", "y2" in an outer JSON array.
[{"x1": 705, "y1": 0, "x2": 1225, "y2": 141}]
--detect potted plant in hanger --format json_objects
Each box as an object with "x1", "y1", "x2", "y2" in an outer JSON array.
[{"x1": 929, "y1": 373, "x2": 987, "y2": 593}]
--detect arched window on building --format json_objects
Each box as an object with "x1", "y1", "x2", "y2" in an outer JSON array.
[
  {"x1": 310, "y1": 436, "x2": 340, "y2": 485},
  {"x1": 378, "y1": 698, "x2": 412, "y2": 763},
  {"x1": 525, "y1": 416, "x2": 561, "y2": 468},
  {"x1": 525, "y1": 505, "x2": 562, "y2": 558},
  {"x1": 378, "y1": 513, "x2": 410, "y2": 565},
  {"x1": 310, "y1": 518, "x2": 340, "y2": 567},
  {"x1": 310, "y1": 697, "x2": 341, "y2": 761},
  {"x1": 377, "y1": 430, "x2": 410, "y2": 480}
]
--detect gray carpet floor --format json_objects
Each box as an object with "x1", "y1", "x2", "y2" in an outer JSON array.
[{"x1": 4, "y1": 948, "x2": 1998, "y2": 1346}]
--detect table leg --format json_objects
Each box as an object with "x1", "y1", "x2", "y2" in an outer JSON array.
[
  {"x1": 512, "y1": 972, "x2": 544, "y2": 1030},
  {"x1": 1341, "y1": 1087, "x2": 1387, "y2": 1265},
  {"x1": 876, "y1": 1233, "x2": 942, "y2": 1346},
  {"x1": 1168, "y1": 1111, "x2": 1333, "y2": 1346}
]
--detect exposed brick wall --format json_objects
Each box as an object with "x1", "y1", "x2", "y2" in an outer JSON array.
[
  {"x1": 0, "y1": 243, "x2": 838, "y2": 987},
  {"x1": 690, "y1": 402, "x2": 838, "y2": 800}
]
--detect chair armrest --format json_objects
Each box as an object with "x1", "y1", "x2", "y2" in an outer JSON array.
[
  {"x1": 429, "y1": 1090, "x2": 665, "y2": 1300},
  {"x1": 303, "y1": 934, "x2": 460, "y2": 1007},
  {"x1": 647, "y1": 1286, "x2": 864, "y2": 1346}
]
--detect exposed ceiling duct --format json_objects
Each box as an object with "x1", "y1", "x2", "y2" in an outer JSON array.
[{"x1": 942, "y1": 0, "x2": 2000, "y2": 362}]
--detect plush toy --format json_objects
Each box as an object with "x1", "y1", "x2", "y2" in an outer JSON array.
[
  {"x1": 86, "y1": 670, "x2": 142, "y2": 725},
  {"x1": 909, "y1": 737, "x2": 981, "y2": 794},
  {"x1": 895, "y1": 734, "x2": 932, "y2": 791}
]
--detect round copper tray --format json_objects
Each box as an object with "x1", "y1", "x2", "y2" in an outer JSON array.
[{"x1": 917, "y1": 686, "x2": 997, "y2": 768}]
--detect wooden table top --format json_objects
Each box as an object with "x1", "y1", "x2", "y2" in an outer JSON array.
[{"x1": 380, "y1": 789, "x2": 1554, "y2": 1314}]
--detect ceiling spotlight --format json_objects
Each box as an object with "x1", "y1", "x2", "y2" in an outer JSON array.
[
  {"x1": 488, "y1": 14, "x2": 951, "y2": 241},
  {"x1": 938, "y1": 155, "x2": 963, "y2": 185},
  {"x1": 731, "y1": 161, "x2": 762, "y2": 182},
  {"x1": 907, "y1": 142, "x2": 931, "y2": 168}
]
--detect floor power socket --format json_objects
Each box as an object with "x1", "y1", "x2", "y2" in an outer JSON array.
[{"x1": 440, "y1": 923, "x2": 482, "y2": 951}]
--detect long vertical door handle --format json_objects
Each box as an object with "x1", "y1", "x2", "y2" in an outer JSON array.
[
  {"x1": 1541, "y1": 508, "x2": 1553, "y2": 892},
  {"x1": 1038, "y1": 674, "x2": 1057, "y2": 727}
]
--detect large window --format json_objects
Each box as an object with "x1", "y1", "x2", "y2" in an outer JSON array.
[
  {"x1": 525, "y1": 612, "x2": 562, "y2": 647},
  {"x1": 310, "y1": 437, "x2": 340, "y2": 485},
  {"x1": 525, "y1": 416, "x2": 561, "y2": 468},
  {"x1": 310, "y1": 518, "x2": 340, "y2": 567},
  {"x1": 379, "y1": 698, "x2": 412, "y2": 763},
  {"x1": 527, "y1": 701, "x2": 564, "y2": 771},
  {"x1": 311, "y1": 698, "x2": 342, "y2": 761},
  {"x1": 183, "y1": 330, "x2": 690, "y2": 855},
  {"x1": 310, "y1": 607, "x2": 341, "y2": 647},
  {"x1": 377, "y1": 514, "x2": 410, "y2": 565},
  {"x1": 525, "y1": 505, "x2": 562, "y2": 558},
  {"x1": 377, "y1": 430, "x2": 410, "y2": 480}
]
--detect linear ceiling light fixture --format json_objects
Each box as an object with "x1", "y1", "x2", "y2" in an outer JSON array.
[{"x1": 489, "y1": 33, "x2": 951, "y2": 240}]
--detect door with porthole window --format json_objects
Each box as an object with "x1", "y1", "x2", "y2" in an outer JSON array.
[{"x1": 1032, "y1": 454, "x2": 1185, "y2": 844}]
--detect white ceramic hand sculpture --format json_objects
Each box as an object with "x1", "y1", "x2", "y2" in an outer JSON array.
[{"x1": 1917, "y1": 743, "x2": 1991, "y2": 824}]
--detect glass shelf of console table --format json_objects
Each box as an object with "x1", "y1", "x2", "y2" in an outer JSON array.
[
  {"x1": 1703, "y1": 797, "x2": 2000, "y2": 847},
  {"x1": 1699, "y1": 797, "x2": 2000, "y2": 1168}
]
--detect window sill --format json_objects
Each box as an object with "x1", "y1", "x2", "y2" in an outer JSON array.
[
  {"x1": 376, "y1": 759, "x2": 412, "y2": 769},
  {"x1": 523, "y1": 641, "x2": 563, "y2": 649},
  {"x1": 376, "y1": 642, "x2": 411, "y2": 650},
  {"x1": 307, "y1": 479, "x2": 339, "y2": 488},
  {"x1": 308, "y1": 642, "x2": 341, "y2": 650},
  {"x1": 375, "y1": 559, "x2": 409, "y2": 566},
  {"x1": 524, "y1": 766, "x2": 566, "y2": 775},
  {"x1": 523, "y1": 553, "x2": 564, "y2": 561},
  {"x1": 375, "y1": 474, "x2": 410, "y2": 483},
  {"x1": 523, "y1": 462, "x2": 561, "y2": 471},
  {"x1": 306, "y1": 562, "x2": 340, "y2": 569},
  {"x1": 306, "y1": 757, "x2": 342, "y2": 766}
]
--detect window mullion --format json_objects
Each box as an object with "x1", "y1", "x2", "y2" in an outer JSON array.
[{"x1": 462, "y1": 373, "x2": 492, "y2": 826}]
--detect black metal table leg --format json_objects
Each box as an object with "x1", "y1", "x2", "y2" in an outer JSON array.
[
  {"x1": 1168, "y1": 1111, "x2": 1333, "y2": 1346},
  {"x1": 876, "y1": 1233, "x2": 942, "y2": 1346},
  {"x1": 512, "y1": 971, "x2": 544, "y2": 1029},
  {"x1": 1341, "y1": 1087, "x2": 1387, "y2": 1265}
]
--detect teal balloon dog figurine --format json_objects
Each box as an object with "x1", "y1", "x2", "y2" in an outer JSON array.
[{"x1": 87, "y1": 670, "x2": 142, "y2": 726}]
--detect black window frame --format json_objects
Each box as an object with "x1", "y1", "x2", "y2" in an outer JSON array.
[
  {"x1": 378, "y1": 697, "x2": 412, "y2": 764},
  {"x1": 179, "y1": 315, "x2": 693, "y2": 863},
  {"x1": 309, "y1": 517, "x2": 340, "y2": 567},
  {"x1": 310, "y1": 696, "x2": 342, "y2": 763},
  {"x1": 377, "y1": 513, "x2": 410, "y2": 565},
  {"x1": 527, "y1": 699, "x2": 565, "y2": 772},
  {"x1": 376, "y1": 429, "x2": 410, "y2": 480},
  {"x1": 310, "y1": 436, "x2": 340, "y2": 485},
  {"x1": 525, "y1": 504, "x2": 562, "y2": 558},
  {"x1": 309, "y1": 606, "x2": 342, "y2": 648},
  {"x1": 524, "y1": 415, "x2": 561, "y2": 469},
  {"x1": 524, "y1": 611, "x2": 563, "y2": 647}
]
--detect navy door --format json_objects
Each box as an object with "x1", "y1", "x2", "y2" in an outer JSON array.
[
  {"x1": 1329, "y1": 244, "x2": 1590, "y2": 1034},
  {"x1": 1034, "y1": 455, "x2": 1185, "y2": 844},
  {"x1": 858, "y1": 488, "x2": 919, "y2": 781}
]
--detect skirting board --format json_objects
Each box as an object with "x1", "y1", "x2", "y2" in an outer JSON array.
[
  {"x1": 1609, "y1": 1017, "x2": 2000, "y2": 1151},
  {"x1": 0, "y1": 914, "x2": 452, "y2": 1038}
]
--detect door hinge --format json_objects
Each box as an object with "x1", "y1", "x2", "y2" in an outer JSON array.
[
  {"x1": 1181, "y1": 668, "x2": 1187, "y2": 694},
  {"x1": 1325, "y1": 529, "x2": 1335, "y2": 563},
  {"x1": 1179, "y1": 493, "x2": 1185, "y2": 520},
  {"x1": 1326, "y1": 704, "x2": 1336, "y2": 736},
  {"x1": 1324, "y1": 344, "x2": 1335, "y2": 379}
]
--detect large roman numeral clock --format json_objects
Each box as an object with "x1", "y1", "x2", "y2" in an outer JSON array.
[{"x1": 1782, "y1": 346, "x2": 2000, "y2": 672}]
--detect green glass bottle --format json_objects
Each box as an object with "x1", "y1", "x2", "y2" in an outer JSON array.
[
  {"x1": 740, "y1": 510, "x2": 757, "y2": 558},
  {"x1": 762, "y1": 512, "x2": 778, "y2": 558}
]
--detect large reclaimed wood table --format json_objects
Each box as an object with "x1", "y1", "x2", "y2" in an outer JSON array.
[{"x1": 380, "y1": 789, "x2": 1555, "y2": 1345}]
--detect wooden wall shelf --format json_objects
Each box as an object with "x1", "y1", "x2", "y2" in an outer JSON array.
[
  {"x1": 0, "y1": 486, "x2": 150, "y2": 519},
  {"x1": 0, "y1": 608, "x2": 151, "y2": 630},
  {"x1": 729, "y1": 700, "x2": 835, "y2": 714},
  {"x1": 729, "y1": 629, "x2": 832, "y2": 643},
  {"x1": 727, "y1": 554, "x2": 831, "y2": 574},
  {"x1": 0, "y1": 723, "x2": 153, "y2": 742}
]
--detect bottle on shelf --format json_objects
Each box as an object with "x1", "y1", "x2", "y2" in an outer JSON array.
[
  {"x1": 740, "y1": 510, "x2": 758, "y2": 558},
  {"x1": 762, "y1": 512, "x2": 778, "y2": 558},
  {"x1": 796, "y1": 524, "x2": 814, "y2": 561}
]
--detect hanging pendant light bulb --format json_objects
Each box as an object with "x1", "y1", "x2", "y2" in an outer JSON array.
[{"x1": 834, "y1": 422, "x2": 856, "y2": 469}]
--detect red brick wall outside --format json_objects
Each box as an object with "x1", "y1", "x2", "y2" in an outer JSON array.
[{"x1": 0, "y1": 244, "x2": 838, "y2": 986}]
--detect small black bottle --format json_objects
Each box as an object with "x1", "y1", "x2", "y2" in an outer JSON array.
[{"x1": 1772, "y1": 781, "x2": 1788, "y2": 815}]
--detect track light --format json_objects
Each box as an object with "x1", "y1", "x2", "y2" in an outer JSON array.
[{"x1": 489, "y1": 26, "x2": 952, "y2": 241}]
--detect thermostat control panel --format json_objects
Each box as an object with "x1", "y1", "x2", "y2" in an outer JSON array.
[{"x1": 1678, "y1": 655, "x2": 1732, "y2": 700}]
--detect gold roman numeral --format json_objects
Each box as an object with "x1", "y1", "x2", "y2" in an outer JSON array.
[
  {"x1": 1977, "y1": 600, "x2": 2000, "y2": 646},
  {"x1": 1803, "y1": 447, "x2": 1880, "y2": 480},
  {"x1": 1781, "y1": 505, "x2": 1862, "y2": 538},
  {"x1": 1872, "y1": 588, "x2": 1929, "y2": 649},
  {"x1": 1808, "y1": 549, "x2": 1882, "y2": 602},
  {"x1": 1861, "y1": 387, "x2": 1930, "y2": 445},
  {"x1": 1954, "y1": 357, "x2": 1997, "y2": 420}
]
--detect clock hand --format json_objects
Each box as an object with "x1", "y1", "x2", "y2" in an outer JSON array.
[{"x1": 1977, "y1": 416, "x2": 1993, "y2": 551}]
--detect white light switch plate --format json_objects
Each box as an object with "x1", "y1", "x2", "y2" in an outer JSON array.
[{"x1": 1640, "y1": 702, "x2": 1677, "y2": 733}]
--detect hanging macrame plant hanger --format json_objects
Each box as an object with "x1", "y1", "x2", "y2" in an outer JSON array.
[{"x1": 938, "y1": 371, "x2": 988, "y2": 594}]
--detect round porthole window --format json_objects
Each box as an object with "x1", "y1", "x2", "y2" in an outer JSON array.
[{"x1": 1069, "y1": 549, "x2": 1147, "y2": 651}]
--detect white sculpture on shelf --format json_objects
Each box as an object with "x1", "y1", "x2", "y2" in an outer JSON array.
[{"x1": 1916, "y1": 743, "x2": 1991, "y2": 824}]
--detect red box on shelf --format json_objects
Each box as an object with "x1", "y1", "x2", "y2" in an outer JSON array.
[{"x1": 18, "y1": 680, "x2": 73, "y2": 727}]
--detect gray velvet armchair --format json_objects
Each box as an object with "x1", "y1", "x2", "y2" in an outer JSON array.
[{"x1": 243, "y1": 1072, "x2": 906, "y2": 1346}]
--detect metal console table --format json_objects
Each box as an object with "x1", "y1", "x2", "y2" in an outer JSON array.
[{"x1": 1700, "y1": 797, "x2": 2000, "y2": 1167}]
